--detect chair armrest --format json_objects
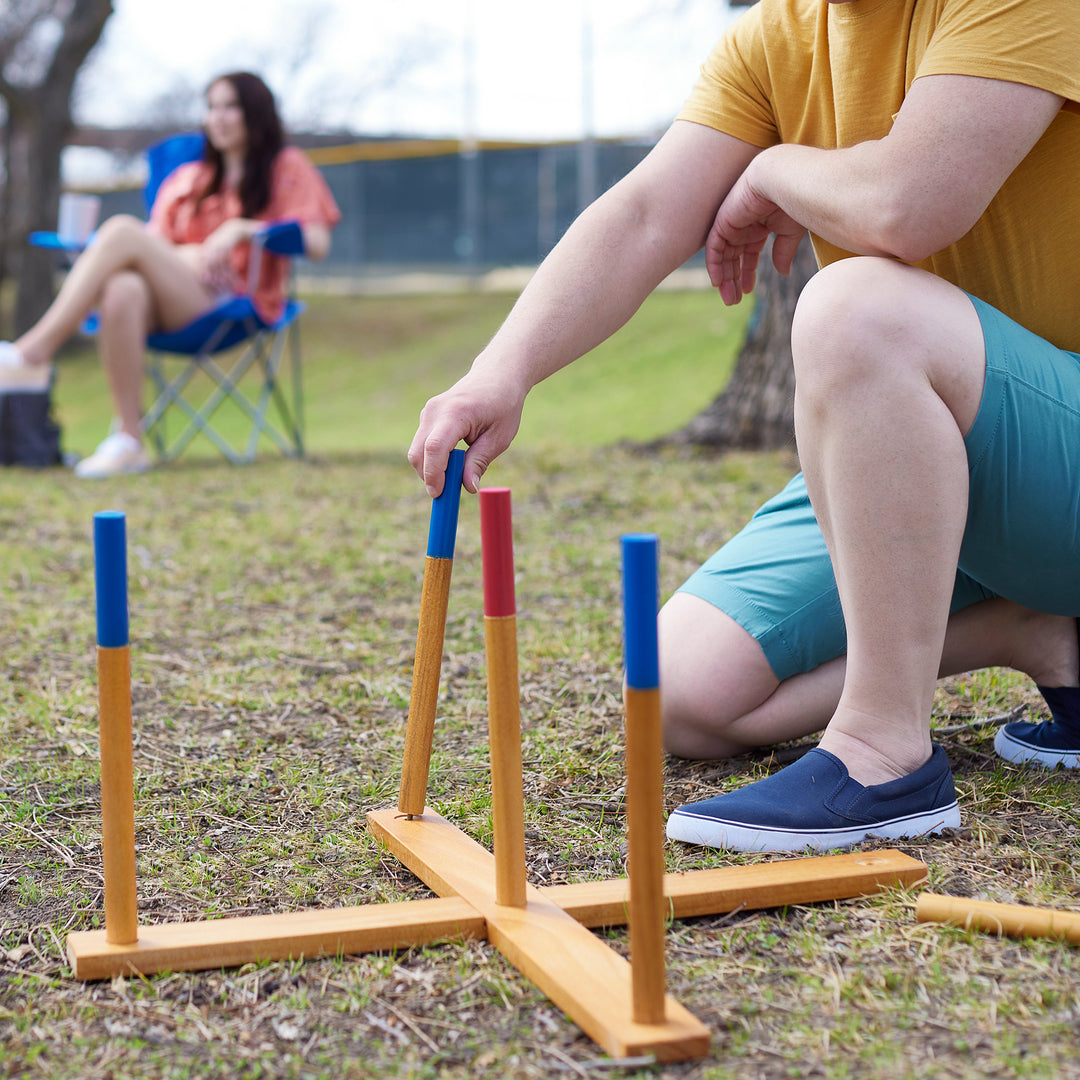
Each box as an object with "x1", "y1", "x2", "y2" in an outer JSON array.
[
  {"x1": 28, "y1": 230, "x2": 93, "y2": 254},
  {"x1": 261, "y1": 220, "x2": 305, "y2": 257},
  {"x1": 245, "y1": 220, "x2": 305, "y2": 295}
]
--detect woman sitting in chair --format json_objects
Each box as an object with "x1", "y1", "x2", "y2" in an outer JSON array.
[{"x1": 0, "y1": 71, "x2": 340, "y2": 478}]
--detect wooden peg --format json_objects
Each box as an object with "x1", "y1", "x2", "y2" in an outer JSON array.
[
  {"x1": 917, "y1": 893, "x2": 1080, "y2": 944},
  {"x1": 398, "y1": 449, "x2": 465, "y2": 817},
  {"x1": 621, "y1": 533, "x2": 666, "y2": 1025},
  {"x1": 480, "y1": 488, "x2": 527, "y2": 909},
  {"x1": 94, "y1": 512, "x2": 138, "y2": 946}
]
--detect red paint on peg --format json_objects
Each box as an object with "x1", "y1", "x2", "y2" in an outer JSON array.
[{"x1": 480, "y1": 488, "x2": 515, "y2": 617}]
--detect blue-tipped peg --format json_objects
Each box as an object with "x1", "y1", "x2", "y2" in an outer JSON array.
[
  {"x1": 621, "y1": 533, "x2": 660, "y2": 691},
  {"x1": 94, "y1": 511, "x2": 129, "y2": 648},
  {"x1": 426, "y1": 448, "x2": 466, "y2": 559}
]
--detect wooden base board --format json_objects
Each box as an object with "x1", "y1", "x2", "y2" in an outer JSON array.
[
  {"x1": 367, "y1": 807, "x2": 709, "y2": 1061},
  {"x1": 65, "y1": 807, "x2": 926, "y2": 1063},
  {"x1": 545, "y1": 846, "x2": 928, "y2": 927},
  {"x1": 367, "y1": 809, "x2": 926, "y2": 929},
  {"x1": 66, "y1": 895, "x2": 485, "y2": 982},
  {"x1": 367, "y1": 808, "x2": 926, "y2": 1060}
]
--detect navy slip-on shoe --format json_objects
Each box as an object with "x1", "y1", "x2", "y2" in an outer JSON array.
[
  {"x1": 994, "y1": 687, "x2": 1080, "y2": 768},
  {"x1": 666, "y1": 744, "x2": 960, "y2": 853},
  {"x1": 995, "y1": 618, "x2": 1080, "y2": 769}
]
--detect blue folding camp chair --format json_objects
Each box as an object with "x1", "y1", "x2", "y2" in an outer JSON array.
[
  {"x1": 140, "y1": 132, "x2": 307, "y2": 464},
  {"x1": 32, "y1": 132, "x2": 307, "y2": 464}
]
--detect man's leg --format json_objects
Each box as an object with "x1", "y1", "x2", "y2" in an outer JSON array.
[
  {"x1": 793, "y1": 258, "x2": 985, "y2": 785},
  {"x1": 661, "y1": 590, "x2": 1078, "y2": 762},
  {"x1": 660, "y1": 593, "x2": 844, "y2": 759},
  {"x1": 663, "y1": 258, "x2": 1023, "y2": 851}
]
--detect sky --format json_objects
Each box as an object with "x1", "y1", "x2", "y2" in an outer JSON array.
[{"x1": 75, "y1": 0, "x2": 739, "y2": 148}]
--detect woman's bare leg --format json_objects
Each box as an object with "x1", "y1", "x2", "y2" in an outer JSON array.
[
  {"x1": 96, "y1": 271, "x2": 155, "y2": 439},
  {"x1": 13, "y1": 215, "x2": 215, "y2": 368}
]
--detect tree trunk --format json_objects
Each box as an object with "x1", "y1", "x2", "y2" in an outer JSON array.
[
  {"x1": 0, "y1": 115, "x2": 12, "y2": 333},
  {"x1": 663, "y1": 238, "x2": 818, "y2": 451},
  {"x1": 9, "y1": 92, "x2": 68, "y2": 335},
  {"x1": 0, "y1": 0, "x2": 113, "y2": 335}
]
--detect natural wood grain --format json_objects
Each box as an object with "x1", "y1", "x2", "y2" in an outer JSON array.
[
  {"x1": 545, "y1": 849, "x2": 927, "y2": 927},
  {"x1": 624, "y1": 685, "x2": 666, "y2": 1024},
  {"x1": 98, "y1": 645, "x2": 138, "y2": 946},
  {"x1": 67, "y1": 895, "x2": 485, "y2": 981},
  {"x1": 485, "y1": 614, "x2": 527, "y2": 908},
  {"x1": 917, "y1": 893, "x2": 1080, "y2": 944},
  {"x1": 398, "y1": 556, "x2": 454, "y2": 817},
  {"x1": 368, "y1": 807, "x2": 710, "y2": 1061}
]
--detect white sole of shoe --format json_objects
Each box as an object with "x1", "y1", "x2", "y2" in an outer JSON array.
[
  {"x1": 73, "y1": 460, "x2": 152, "y2": 479},
  {"x1": 665, "y1": 801, "x2": 962, "y2": 853},
  {"x1": 993, "y1": 728, "x2": 1080, "y2": 769}
]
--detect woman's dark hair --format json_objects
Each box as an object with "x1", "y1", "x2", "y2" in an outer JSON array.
[{"x1": 200, "y1": 72, "x2": 285, "y2": 217}]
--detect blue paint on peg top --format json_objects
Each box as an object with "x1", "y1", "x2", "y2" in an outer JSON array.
[
  {"x1": 427, "y1": 448, "x2": 466, "y2": 559},
  {"x1": 621, "y1": 533, "x2": 660, "y2": 690},
  {"x1": 93, "y1": 511, "x2": 129, "y2": 648}
]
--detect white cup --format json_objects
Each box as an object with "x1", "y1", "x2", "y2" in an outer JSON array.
[{"x1": 57, "y1": 193, "x2": 102, "y2": 246}]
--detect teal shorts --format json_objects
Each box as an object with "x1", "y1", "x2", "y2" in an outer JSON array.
[{"x1": 677, "y1": 294, "x2": 1080, "y2": 682}]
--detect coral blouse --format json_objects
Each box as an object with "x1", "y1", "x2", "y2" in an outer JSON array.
[{"x1": 148, "y1": 145, "x2": 341, "y2": 323}]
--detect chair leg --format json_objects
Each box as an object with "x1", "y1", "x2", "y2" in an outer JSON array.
[
  {"x1": 291, "y1": 321, "x2": 304, "y2": 456},
  {"x1": 143, "y1": 355, "x2": 205, "y2": 461},
  {"x1": 141, "y1": 316, "x2": 305, "y2": 465},
  {"x1": 244, "y1": 323, "x2": 304, "y2": 461}
]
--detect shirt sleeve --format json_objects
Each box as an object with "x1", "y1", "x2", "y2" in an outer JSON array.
[
  {"x1": 677, "y1": 4, "x2": 780, "y2": 149},
  {"x1": 264, "y1": 146, "x2": 342, "y2": 227},
  {"x1": 916, "y1": 0, "x2": 1080, "y2": 107}
]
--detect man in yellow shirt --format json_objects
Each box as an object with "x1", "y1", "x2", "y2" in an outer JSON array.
[{"x1": 409, "y1": 0, "x2": 1080, "y2": 852}]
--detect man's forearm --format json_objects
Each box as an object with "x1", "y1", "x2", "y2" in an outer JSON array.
[
  {"x1": 745, "y1": 75, "x2": 1064, "y2": 265},
  {"x1": 408, "y1": 121, "x2": 759, "y2": 495},
  {"x1": 746, "y1": 142, "x2": 924, "y2": 261}
]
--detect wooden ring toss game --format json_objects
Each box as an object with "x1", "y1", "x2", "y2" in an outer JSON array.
[{"x1": 67, "y1": 474, "x2": 927, "y2": 1063}]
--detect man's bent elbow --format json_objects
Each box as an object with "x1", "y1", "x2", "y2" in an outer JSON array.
[{"x1": 866, "y1": 192, "x2": 981, "y2": 265}]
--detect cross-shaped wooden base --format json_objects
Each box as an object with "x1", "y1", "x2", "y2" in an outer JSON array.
[{"x1": 67, "y1": 807, "x2": 924, "y2": 1061}]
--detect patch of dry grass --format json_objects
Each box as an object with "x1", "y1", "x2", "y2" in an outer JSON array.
[{"x1": 3, "y1": 445, "x2": 1080, "y2": 1080}]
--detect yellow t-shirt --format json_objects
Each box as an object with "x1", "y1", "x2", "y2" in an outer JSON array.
[{"x1": 679, "y1": 0, "x2": 1080, "y2": 351}]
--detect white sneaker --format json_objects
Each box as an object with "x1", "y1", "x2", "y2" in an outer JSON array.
[{"x1": 74, "y1": 431, "x2": 152, "y2": 478}]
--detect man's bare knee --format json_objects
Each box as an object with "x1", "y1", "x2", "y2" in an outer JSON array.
[
  {"x1": 792, "y1": 258, "x2": 984, "y2": 432},
  {"x1": 658, "y1": 592, "x2": 778, "y2": 760},
  {"x1": 791, "y1": 258, "x2": 916, "y2": 393}
]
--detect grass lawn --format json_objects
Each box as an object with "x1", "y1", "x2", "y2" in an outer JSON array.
[
  {"x1": 3, "y1": 283, "x2": 1080, "y2": 1080},
  {"x1": 51, "y1": 287, "x2": 750, "y2": 462}
]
